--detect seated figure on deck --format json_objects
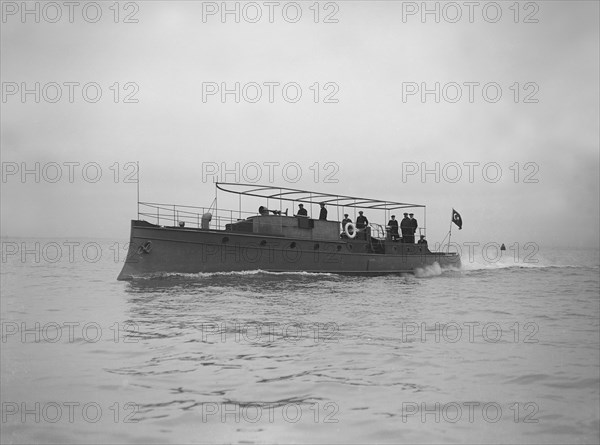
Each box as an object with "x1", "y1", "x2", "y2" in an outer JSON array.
[{"x1": 259, "y1": 206, "x2": 285, "y2": 216}]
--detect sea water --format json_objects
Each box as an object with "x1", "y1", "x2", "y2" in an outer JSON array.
[{"x1": 1, "y1": 239, "x2": 598, "y2": 444}]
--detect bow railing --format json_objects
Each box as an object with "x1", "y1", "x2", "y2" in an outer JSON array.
[{"x1": 137, "y1": 201, "x2": 256, "y2": 231}]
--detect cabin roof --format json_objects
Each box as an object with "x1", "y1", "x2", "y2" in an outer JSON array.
[{"x1": 216, "y1": 182, "x2": 425, "y2": 210}]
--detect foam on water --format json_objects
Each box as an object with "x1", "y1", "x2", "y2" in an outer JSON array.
[
  {"x1": 414, "y1": 262, "x2": 443, "y2": 278},
  {"x1": 130, "y1": 269, "x2": 336, "y2": 281}
]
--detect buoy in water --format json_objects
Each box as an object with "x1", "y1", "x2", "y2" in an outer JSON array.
[{"x1": 500, "y1": 243, "x2": 506, "y2": 251}]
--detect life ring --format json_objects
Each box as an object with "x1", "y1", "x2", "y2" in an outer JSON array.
[{"x1": 344, "y1": 222, "x2": 357, "y2": 239}]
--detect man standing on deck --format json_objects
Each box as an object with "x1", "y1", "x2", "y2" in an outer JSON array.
[
  {"x1": 319, "y1": 203, "x2": 327, "y2": 220},
  {"x1": 356, "y1": 211, "x2": 368, "y2": 229},
  {"x1": 400, "y1": 213, "x2": 411, "y2": 243},
  {"x1": 388, "y1": 215, "x2": 399, "y2": 241},
  {"x1": 296, "y1": 203, "x2": 307, "y2": 217},
  {"x1": 409, "y1": 213, "x2": 418, "y2": 244},
  {"x1": 356, "y1": 211, "x2": 369, "y2": 240}
]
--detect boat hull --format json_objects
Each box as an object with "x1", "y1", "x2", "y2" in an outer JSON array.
[{"x1": 117, "y1": 220, "x2": 461, "y2": 280}]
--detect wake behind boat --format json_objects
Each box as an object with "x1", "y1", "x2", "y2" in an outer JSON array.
[{"x1": 117, "y1": 183, "x2": 460, "y2": 280}]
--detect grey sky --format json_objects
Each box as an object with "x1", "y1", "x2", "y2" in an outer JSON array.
[{"x1": 1, "y1": 1, "x2": 598, "y2": 248}]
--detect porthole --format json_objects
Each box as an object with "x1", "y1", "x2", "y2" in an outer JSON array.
[{"x1": 314, "y1": 243, "x2": 319, "y2": 250}]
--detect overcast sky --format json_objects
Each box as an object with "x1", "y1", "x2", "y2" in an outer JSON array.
[{"x1": 1, "y1": 0, "x2": 599, "y2": 248}]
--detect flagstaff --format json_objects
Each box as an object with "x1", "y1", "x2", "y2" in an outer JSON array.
[
  {"x1": 448, "y1": 208, "x2": 463, "y2": 253},
  {"x1": 448, "y1": 209, "x2": 453, "y2": 254}
]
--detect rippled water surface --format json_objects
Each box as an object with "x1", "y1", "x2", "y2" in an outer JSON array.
[{"x1": 1, "y1": 240, "x2": 599, "y2": 444}]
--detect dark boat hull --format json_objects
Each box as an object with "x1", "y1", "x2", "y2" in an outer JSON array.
[{"x1": 117, "y1": 220, "x2": 461, "y2": 280}]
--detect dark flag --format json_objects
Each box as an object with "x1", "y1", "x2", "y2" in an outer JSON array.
[{"x1": 452, "y1": 209, "x2": 462, "y2": 230}]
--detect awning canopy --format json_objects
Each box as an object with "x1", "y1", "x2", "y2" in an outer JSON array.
[{"x1": 216, "y1": 183, "x2": 425, "y2": 211}]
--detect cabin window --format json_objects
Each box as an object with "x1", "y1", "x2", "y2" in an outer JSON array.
[
  {"x1": 314, "y1": 244, "x2": 319, "y2": 250},
  {"x1": 290, "y1": 242, "x2": 297, "y2": 249},
  {"x1": 222, "y1": 237, "x2": 229, "y2": 243},
  {"x1": 337, "y1": 245, "x2": 342, "y2": 251},
  {"x1": 260, "y1": 240, "x2": 267, "y2": 246}
]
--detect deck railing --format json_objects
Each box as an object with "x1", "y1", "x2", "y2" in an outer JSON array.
[
  {"x1": 137, "y1": 201, "x2": 427, "y2": 241},
  {"x1": 138, "y1": 202, "x2": 257, "y2": 231},
  {"x1": 370, "y1": 223, "x2": 387, "y2": 239}
]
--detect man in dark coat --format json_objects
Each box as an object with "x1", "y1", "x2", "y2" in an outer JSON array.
[
  {"x1": 296, "y1": 203, "x2": 307, "y2": 217},
  {"x1": 356, "y1": 211, "x2": 369, "y2": 240},
  {"x1": 356, "y1": 211, "x2": 368, "y2": 229},
  {"x1": 409, "y1": 213, "x2": 418, "y2": 244},
  {"x1": 319, "y1": 203, "x2": 327, "y2": 220},
  {"x1": 400, "y1": 212, "x2": 411, "y2": 243},
  {"x1": 388, "y1": 215, "x2": 399, "y2": 241}
]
